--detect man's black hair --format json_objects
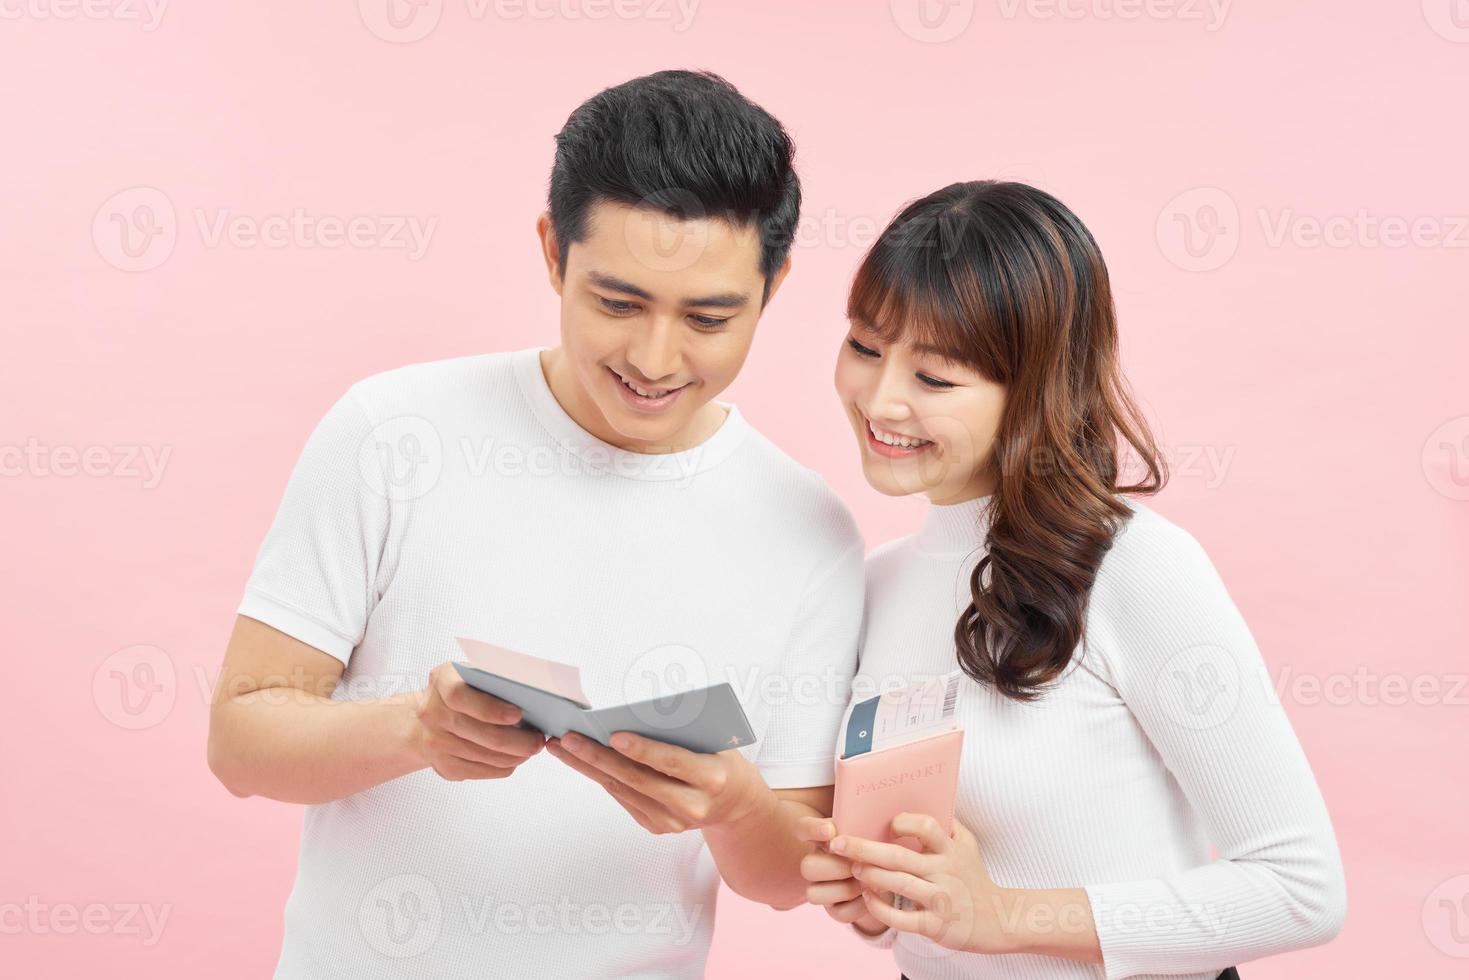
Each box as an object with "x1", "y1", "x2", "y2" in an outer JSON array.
[{"x1": 548, "y1": 69, "x2": 801, "y2": 303}]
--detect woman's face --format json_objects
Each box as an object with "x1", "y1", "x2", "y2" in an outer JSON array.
[{"x1": 833, "y1": 321, "x2": 1007, "y2": 505}]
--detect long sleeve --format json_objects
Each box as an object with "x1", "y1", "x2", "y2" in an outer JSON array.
[{"x1": 1081, "y1": 522, "x2": 1347, "y2": 978}]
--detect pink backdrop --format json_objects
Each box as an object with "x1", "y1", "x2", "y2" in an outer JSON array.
[{"x1": 3, "y1": 1, "x2": 1466, "y2": 976}]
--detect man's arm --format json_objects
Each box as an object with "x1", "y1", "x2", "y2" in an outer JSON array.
[{"x1": 207, "y1": 615, "x2": 543, "y2": 804}]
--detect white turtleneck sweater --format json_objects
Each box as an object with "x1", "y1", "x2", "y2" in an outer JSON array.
[{"x1": 852, "y1": 495, "x2": 1345, "y2": 980}]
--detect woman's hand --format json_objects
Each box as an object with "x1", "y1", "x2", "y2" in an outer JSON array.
[
  {"x1": 546, "y1": 730, "x2": 763, "y2": 833},
  {"x1": 797, "y1": 815, "x2": 891, "y2": 936},
  {"x1": 832, "y1": 812, "x2": 1015, "y2": 954}
]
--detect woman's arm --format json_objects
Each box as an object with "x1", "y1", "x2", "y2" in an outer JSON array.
[{"x1": 1074, "y1": 523, "x2": 1346, "y2": 977}]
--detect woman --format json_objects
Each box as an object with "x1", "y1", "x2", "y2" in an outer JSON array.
[{"x1": 798, "y1": 181, "x2": 1345, "y2": 979}]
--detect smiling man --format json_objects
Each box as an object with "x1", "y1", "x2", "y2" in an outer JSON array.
[{"x1": 207, "y1": 70, "x2": 864, "y2": 979}]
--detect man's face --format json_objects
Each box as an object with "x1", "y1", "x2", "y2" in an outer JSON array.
[{"x1": 538, "y1": 200, "x2": 787, "y2": 452}]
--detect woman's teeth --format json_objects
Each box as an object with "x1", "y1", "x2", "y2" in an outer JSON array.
[{"x1": 868, "y1": 420, "x2": 931, "y2": 448}]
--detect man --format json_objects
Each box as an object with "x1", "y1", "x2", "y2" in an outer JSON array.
[{"x1": 208, "y1": 69, "x2": 863, "y2": 978}]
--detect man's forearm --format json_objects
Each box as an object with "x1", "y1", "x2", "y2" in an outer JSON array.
[
  {"x1": 208, "y1": 689, "x2": 425, "y2": 804},
  {"x1": 702, "y1": 790, "x2": 820, "y2": 910}
]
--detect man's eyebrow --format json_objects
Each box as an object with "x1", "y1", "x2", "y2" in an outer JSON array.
[
  {"x1": 682, "y1": 291, "x2": 750, "y2": 309},
  {"x1": 586, "y1": 271, "x2": 653, "y2": 300},
  {"x1": 586, "y1": 271, "x2": 749, "y2": 309}
]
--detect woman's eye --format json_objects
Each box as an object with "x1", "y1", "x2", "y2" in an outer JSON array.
[
  {"x1": 917, "y1": 373, "x2": 955, "y2": 390},
  {"x1": 847, "y1": 337, "x2": 878, "y2": 358},
  {"x1": 598, "y1": 297, "x2": 639, "y2": 315},
  {"x1": 690, "y1": 314, "x2": 729, "y2": 329}
]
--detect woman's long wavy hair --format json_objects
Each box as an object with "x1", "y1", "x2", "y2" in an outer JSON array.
[{"x1": 848, "y1": 181, "x2": 1167, "y2": 701}]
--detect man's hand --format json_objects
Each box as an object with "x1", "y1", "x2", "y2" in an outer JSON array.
[
  {"x1": 413, "y1": 663, "x2": 546, "y2": 781},
  {"x1": 545, "y1": 730, "x2": 763, "y2": 833}
]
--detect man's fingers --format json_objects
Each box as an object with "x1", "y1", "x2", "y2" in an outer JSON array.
[
  {"x1": 559, "y1": 732, "x2": 675, "y2": 796},
  {"x1": 448, "y1": 712, "x2": 545, "y2": 758},
  {"x1": 549, "y1": 740, "x2": 678, "y2": 834},
  {"x1": 430, "y1": 730, "x2": 532, "y2": 770},
  {"x1": 435, "y1": 670, "x2": 522, "y2": 725},
  {"x1": 432, "y1": 754, "x2": 514, "y2": 782},
  {"x1": 608, "y1": 731, "x2": 697, "y2": 784}
]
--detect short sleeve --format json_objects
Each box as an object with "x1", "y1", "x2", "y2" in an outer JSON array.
[
  {"x1": 237, "y1": 385, "x2": 390, "y2": 665},
  {"x1": 753, "y1": 537, "x2": 865, "y2": 789}
]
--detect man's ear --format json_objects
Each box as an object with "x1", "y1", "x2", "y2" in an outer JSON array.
[
  {"x1": 761, "y1": 253, "x2": 793, "y2": 309},
  {"x1": 535, "y1": 212, "x2": 564, "y2": 296}
]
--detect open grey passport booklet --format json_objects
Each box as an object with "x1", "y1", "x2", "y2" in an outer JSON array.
[{"x1": 452, "y1": 637, "x2": 757, "y2": 755}]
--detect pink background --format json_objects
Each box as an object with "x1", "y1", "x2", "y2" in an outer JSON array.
[{"x1": 3, "y1": 1, "x2": 1466, "y2": 976}]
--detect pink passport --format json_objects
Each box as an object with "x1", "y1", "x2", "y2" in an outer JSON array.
[{"x1": 832, "y1": 728, "x2": 964, "y2": 851}]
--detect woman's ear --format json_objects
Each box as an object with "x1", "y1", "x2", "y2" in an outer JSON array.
[{"x1": 535, "y1": 213, "x2": 564, "y2": 296}]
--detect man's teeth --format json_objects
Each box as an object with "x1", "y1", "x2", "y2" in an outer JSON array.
[
  {"x1": 868, "y1": 420, "x2": 931, "y2": 449},
  {"x1": 623, "y1": 377, "x2": 678, "y2": 398}
]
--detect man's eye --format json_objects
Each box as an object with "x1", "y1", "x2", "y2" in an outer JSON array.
[
  {"x1": 917, "y1": 373, "x2": 955, "y2": 390},
  {"x1": 847, "y1": 337, "x2": 878, "y2": 358},
  {"x1": 598, "y1": 297, "x2": 639, "y2": 315},
  {"x1": 690, "y1": 314, "x2": 730, "y2": 329}
]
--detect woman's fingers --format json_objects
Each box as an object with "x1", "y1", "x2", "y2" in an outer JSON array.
[
  {"x1": 852, "y1": 863, "x2": 941, "y2": 907},
  {"x1": 806, "y1": 878, "x2": 863, "y2": 906},
  {"x1": 796, "y1": 815, "x2": 836, "y2": 844},
  {"x1": 800, "y1": 849, "x2": 854, "y2": 883},
  {"x1": 831, "y1": 834, "x2": 930, "y2": 875}
]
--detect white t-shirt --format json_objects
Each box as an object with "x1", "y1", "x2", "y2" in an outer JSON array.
[
  {"x1": 237, "y1": 347, "x2": 864, "y2": 979},
  {"x1": 853, "y1": 495, "x2": 1345, "y2": 980}
]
